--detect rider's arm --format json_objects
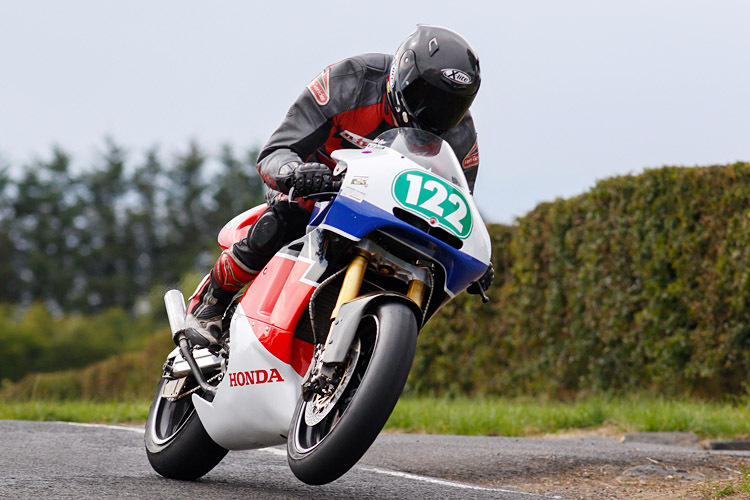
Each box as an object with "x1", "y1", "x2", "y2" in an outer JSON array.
[
  {"x1": 255, "y1": 59, "x2": 362, "y2": 193},
  {"x1": 443, "y1": 111, "x2": 479, "y2": 195}
]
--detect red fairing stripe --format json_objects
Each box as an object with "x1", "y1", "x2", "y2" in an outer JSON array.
[
  {"x1": 217, "y1": 205, "x2": 267, "y2": 250},
  {"x1": 239, "y1": 255, "x2": 318, "y2": 376},
  {"x1": 290, "y1": 338, "x2": 314, "y2": 378},
  {"x1": 244, "y1": 256, "x2": 297, "y2": 318},
  {"x1": 270, "y1": 258, "x2": 316, "y2": 329},
  {"x1": 241, "y1": 319, "x2": 313, "y2": 377}
]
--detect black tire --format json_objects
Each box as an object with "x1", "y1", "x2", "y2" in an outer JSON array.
[
  {"x1": 145, "y1": 376, "x2": 228, "y2": 480},
  {"x1": 287, "y1": 301, "x2": 418, "y2": 485}
]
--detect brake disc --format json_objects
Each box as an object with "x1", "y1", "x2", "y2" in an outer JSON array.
[{"x1": 304, "y1": 337, "x2": 361, "y2": 426}]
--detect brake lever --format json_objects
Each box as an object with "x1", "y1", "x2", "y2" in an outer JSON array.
[
  {"x1": 301, "y1": 180, "x2": 342, "y2": 201},
  {"x1": 467, "y1": 281, "x2": 490, "y2": 303},
  {"x1": 304, "y1": 191, "x2": 340, "y2": 200}
]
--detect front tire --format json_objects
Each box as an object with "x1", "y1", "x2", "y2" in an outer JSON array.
[
  {"x1": 287, "y1": 302, "x2": 418, "y2": 485},
  {"x1": 145, "y1": 376, "x2": 228, "y2": 480}
]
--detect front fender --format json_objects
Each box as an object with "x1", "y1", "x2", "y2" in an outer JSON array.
[{"x1": 320, "y1": 292, "x2": 422, "y2": 365}]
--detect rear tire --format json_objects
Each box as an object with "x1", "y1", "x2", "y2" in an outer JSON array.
[
  {"x1": 287, "y1": 301, "x2": 418, "y2": 485},
  {"x1": 145, "y1": 376, "x2": 228, "y2": 480}
]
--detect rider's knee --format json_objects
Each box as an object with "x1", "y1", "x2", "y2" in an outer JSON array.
[
  {"x1": 232, "y1": 202, "x2": 311, "y2": 271},
  {"x1": 250, "y1": 210, "x2": 284, "y2": 254}
]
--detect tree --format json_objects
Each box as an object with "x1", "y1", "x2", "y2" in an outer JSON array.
[
  {"x1": 0, "y1": 164, "x2": 18, "y2": 303},
  {"x1": 78, "y1": 141, "x2": 131, "y2": 310},
  {"x1": 209, "y1": 145, "x2": 265, "y2": 231},
  {"x1": 125, "y1": 149, "x2": 165, "y2": 292},
  {"x1": 0, "y1": 140, "x2": 267, "y2": 314},
  {"x1": 11, "y1": 149, "x2": 87, "y2": 310}
]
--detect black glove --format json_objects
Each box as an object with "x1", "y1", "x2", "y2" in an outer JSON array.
[
  {"x1": 292, "y1": 162, "x2": 337, "y2": 197},
  {"x1": 467, "y1": 263, "x2": 494, "y2": 298},
  {"x1": 274, "y1": 162, "x2": 298, "y2": 193}
]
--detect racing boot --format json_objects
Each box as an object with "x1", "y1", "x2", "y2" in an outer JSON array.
[{"x1": 184, "y1": 249, "x2": 257, "y2": 348}]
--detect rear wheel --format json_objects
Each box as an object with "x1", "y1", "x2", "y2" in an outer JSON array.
[
  {"x1": 145, "y1": 375, "x2": 228, "y2": 480},
  {"x1": 287, "y1": 301, "x2": 418, "y2": 485}
]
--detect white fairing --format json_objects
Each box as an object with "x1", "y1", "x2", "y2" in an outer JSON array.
[
  {"x1": 331, "y1": 147, "x2": 492, "y2": 266},
  {"x1": 192, "y1": 311, "x2": 302, "y2": 450},
  {"x1": 189, "y1": 130, "x2": 490, "y2": 451}
]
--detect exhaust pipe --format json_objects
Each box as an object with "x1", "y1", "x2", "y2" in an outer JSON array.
[
  {"x1": 163, "y1": 290, "x2": 217, "y2": 395},
  {"x1": 164, "y1": 289, "x2": 187, "y2": 340}
]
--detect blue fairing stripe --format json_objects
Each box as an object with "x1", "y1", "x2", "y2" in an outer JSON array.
[{"x1": 322, "y1": 195, "x2": 486, "y2": 295}]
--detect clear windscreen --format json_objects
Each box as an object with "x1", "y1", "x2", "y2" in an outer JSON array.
[{"x1": 369, "y1": 128, "x2": 469, "y2": 190}]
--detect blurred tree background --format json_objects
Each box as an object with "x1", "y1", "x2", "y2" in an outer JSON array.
[
  {"x1": 0, "y1": 142, "x2": 265, "y2": 382},
  {"x1": 1, "y1": 147, "x2": 749, "y2": 401}
]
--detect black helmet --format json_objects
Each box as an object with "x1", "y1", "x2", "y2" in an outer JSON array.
[{"x1": 387, "y1": 25, "x2": 480, "y2": 135}]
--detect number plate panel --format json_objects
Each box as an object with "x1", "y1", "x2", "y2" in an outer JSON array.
[{"x1": 391, "y1": 169, "x2": 473, "y2": 239}]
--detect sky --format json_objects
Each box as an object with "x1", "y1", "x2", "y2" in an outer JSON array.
[{"x1": 1, "y1": 0, "x2": 748, "y2": 223}]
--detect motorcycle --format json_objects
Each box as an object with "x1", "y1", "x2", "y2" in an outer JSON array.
[{"x1": 144, "y1": 127, "x2": 492, "y2": 485}]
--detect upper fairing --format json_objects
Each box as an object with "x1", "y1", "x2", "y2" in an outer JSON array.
[{"x1": 329, "y1": 147, "x2": 491, "y2": 266}]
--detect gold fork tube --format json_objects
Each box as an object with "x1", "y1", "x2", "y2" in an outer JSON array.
[
  {"x1": 330, "y1": 250, "x2": 371, "y2": 320},
  {"x1": 407, "y1": 279, "x2": 426, "y2": 308}
]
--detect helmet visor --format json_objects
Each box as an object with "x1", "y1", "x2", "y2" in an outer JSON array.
[{"x1": 400, "y1": 77, "x2": 476, "y2": 134}]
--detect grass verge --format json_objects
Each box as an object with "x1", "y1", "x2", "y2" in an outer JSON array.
[
  {"x1": 2, "y1": 395, "x2": 750, "y2": 439},
  {"x1": 385, "y1": 395, "x2": 750, "y2": 438},
  {"x1": 0, "y1": 400, "x2": 151, "y2": 424}
]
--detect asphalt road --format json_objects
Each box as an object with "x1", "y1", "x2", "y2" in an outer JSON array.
[{"x1": 2, "y1": 420, "x2": 749, "y2": 499}]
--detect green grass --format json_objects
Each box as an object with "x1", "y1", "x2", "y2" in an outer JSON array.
[
  {"x1": 385, "y1": 395, "x2": 750, "y2": 439},
  {"x1": 3, "y1": 395, "x2": 750, "y2": 439},
  {"x1": 0, "y1": 400, "x2": 151, "y2": 424},
  {"x1": 701, "y1": 466, "x2": 750, "y2": 498}
]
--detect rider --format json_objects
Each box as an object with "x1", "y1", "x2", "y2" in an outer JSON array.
[{"x1": 184, "y1": 25, "x2": 494, "y2": 348}]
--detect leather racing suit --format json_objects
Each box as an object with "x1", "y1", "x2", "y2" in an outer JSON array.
[
  {"x1": 232, "y1": 52, "x2": 481, "y2": 274},
  {"x1": 258, "y1": 52, "x2": 480, "y2": 202},
  {"x1": 183, "y1": 53, "x2": 481, "y2": 348}
]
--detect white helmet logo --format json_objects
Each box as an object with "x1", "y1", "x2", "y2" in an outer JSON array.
[{"x1": 441, "y1": 68, "x2": 473, "y2": 85}]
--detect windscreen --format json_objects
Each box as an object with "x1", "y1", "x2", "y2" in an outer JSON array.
[{"x1": 370, "y1": 128, "x2": 469, "y2": 190}]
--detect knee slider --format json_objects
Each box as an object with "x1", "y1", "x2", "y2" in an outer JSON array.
[{"x1": 249, "y1": 210, "x2": 285, "y2": 254}]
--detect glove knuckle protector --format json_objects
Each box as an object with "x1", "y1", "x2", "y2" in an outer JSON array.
[{"x1": 293, "y1": 162, "x2": 335, "y2": 196}]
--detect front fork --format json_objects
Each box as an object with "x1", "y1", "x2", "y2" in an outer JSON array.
[
  {"x1": 331, "y1": 249, "x2": 427, "y2": 320},
  {"x1": 302, "y1": 248, "x2": 426, "y2": 398},
  {"x1": 330, "y1": 249, "x2": 371, "y2": 321}
]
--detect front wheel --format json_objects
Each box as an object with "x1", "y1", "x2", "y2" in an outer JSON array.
[
  {"x1": 287, "y1": 301, "x2": 418, "y2": 485},
  {"x1": 144, "y1": 375, "x2": 228, "y2": 480}
]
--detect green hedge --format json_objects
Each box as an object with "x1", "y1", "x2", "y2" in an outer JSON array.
[
  {"x1": 1, "y1": 331, "x2": 173, "y2": 401},
  {"x1": 4, "y1": 163, "x2": 749, "y2": 401},
  {"x1": 410, "y1": 163, "x2": 750, "y2": 398},
  {"x1": 0, "y1": 303, "x2": 165, "y2": 382}
]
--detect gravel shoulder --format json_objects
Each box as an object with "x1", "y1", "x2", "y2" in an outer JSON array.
[{"x1": 362, "y1": 432, "x2": 750, "y2": 499}]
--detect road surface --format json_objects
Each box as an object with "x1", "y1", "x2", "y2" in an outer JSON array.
[{"x1": 2, "y1": 420, "x2": 748, "y2": 499}]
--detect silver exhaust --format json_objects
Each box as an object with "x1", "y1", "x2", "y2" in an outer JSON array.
[
  {"x1": 164, "y1": 289, "x2": 187, "y2": 340},
  {"x1": 163, "y1": 289, "x2": 218, "y2": 395}
]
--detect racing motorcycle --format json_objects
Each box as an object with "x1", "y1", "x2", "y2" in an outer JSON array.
[{"x1": 144, "y1": 128, "x2": 492, "y2": 485}]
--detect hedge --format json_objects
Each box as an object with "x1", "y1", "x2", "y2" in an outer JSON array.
[
  {"x1": 4, "y1": 163, "x2": 749, "y2": 401},
  {"x1": 411, "y1": 163, "x2": 750, "y2": 398}
]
